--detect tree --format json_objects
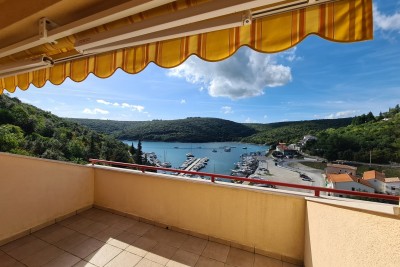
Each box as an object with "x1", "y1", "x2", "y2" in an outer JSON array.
[
  {"x1": 0, "y1": 124, "x2": 24, "y2": 151},
  {"x1": 135, "y1": 140, "x2": 143, "y2": 165},
  {"x1": 129, "y1": 142, "x2": 136, "y2": 156}
]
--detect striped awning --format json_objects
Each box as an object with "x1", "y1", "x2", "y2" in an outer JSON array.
[{"x1": 0, "y1": 0, "x2": 373, "y2": 94}]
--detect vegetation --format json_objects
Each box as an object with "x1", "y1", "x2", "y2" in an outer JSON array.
[
  {"x1": 304, "y1": 106, "x2": 400, "y2": 164},
  {"x1": 69, "y1": 117, "x2": 257, "y2": 142},
  {"x1": 0, "y1": 94, "x2": 131, "y2": 163},
  {"x1": 70, "y1": 117, "x2": 352, "y2": 144},
  {"x1": 242, "y1": 118, "x2": 353, "y2": 144}
]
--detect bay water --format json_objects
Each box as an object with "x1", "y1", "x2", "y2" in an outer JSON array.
[{"x1": 123, "y1": 141, "x2": 269, "y2": 175}]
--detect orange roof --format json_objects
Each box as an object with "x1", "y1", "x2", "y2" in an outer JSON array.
[
  {"x1": 328, "y1": 174, "x2": 355, "y2": 183},
  {"x1": 384, "y1": 177, "x2": 400, "y2": 183},
  {"x1": 328, "y1": 174, "x2": 374, "y2": 188},
  {"x1": 363, "y1": 170, "x2": 385, "y2": 181}
]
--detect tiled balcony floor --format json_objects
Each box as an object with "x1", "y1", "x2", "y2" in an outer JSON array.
[{"x1": 0, "y1": 208, "x2": 299, "y2": 267}]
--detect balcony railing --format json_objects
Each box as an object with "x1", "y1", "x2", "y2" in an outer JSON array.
[{"x1": 89, "y1": 159, "x2": 400, "y2": 203}]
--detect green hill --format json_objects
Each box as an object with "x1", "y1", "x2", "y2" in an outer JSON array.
[
  {"x1": 69, "y1": 117, "x2": 257, "y2": 142},
  {"x1": 242, "y1": 118, "x2": 353, "y2": 144},
  {"x1": 303, "y1": 106, "x2": 400, "y2": 163},
  {"x1": 70, "y1": 117, "x2": 353, "y2": 144},
  {"x1": 0, "y1": 94, "x2": 130, "y2": 163}
]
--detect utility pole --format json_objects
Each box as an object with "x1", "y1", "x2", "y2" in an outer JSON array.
[{"x1": 369, "y1": 150, "x2": 372, "y2": 167}]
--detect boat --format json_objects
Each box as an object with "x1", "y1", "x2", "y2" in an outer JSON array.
[
  {"x1": 212, "y1": 149, "x2": 217, "y2": 152},
  {"x1": 161, "y1": 162, "x2": 171, "y2": 168},
  {"x1": 224, "y1": 147, "x2": 231, "y2": 152},
  {"x1": 186, "y1": 152, "x2": 194, "y2": 158},
  {"x1": 242, "y1": 147, "x2": 247, "y2": 149}
]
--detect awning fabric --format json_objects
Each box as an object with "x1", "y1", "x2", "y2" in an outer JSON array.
[{"x1": 0, "y1": 0, "x2": 373, "y2": 94}]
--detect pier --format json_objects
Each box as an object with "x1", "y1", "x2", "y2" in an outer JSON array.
[{"x1": 178, "y1": 157, "x2": 209, "y2": 176}]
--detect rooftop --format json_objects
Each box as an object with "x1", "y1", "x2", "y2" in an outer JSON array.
[
  {"x1": 385, "y1": 177, "x2": 400, "y2": 183},
  {"x1": 363, "y1": 170, "x2": 386, "y2": 181},
  {"x1": 326, "y1": 164, "x2": 357, "y2": 171}
]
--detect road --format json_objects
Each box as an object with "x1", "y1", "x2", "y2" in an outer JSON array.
[{"x1": 251, "y1": 156, "x2": 326, "y2": 193}]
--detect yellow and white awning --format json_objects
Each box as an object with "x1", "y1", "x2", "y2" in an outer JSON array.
[{"x1": 0, "y1": 0, "x2": 373, "y2": 94}]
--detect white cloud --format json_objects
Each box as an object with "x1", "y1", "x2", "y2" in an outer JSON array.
[
  {"x1": 373, "y1": 4, "x2": 400, "y2": 32},
  {"x1": 167, "y1": 47, "x2": 293, "y2": 99},
  {"x1": 180, "y1": 99, "x2": 186, "y2": 104},
  {"x1": 324, "y1": 110, "x2": 358, "y2": 119},
  {"x1": 96, "y1": 99, "x2": 112, "y2": 105},
  {"x1": 263, "y1": 115, "x2": 268, "y2": 119},
  {"x1": 221, "y1": 106, "x2": 233, "y2": 114},
  {"x1": 244, "y1": 117, "x2": 257, "y2": 123},
  {"x1": 83, "y1": 108, "x2": 109, "y2": 115},
  {"x1": 121, "y1": 103, "x2": 145, "y2": 112},
  {"x1": 97, "y1": 99, "x2": 144, "y2": 112}
]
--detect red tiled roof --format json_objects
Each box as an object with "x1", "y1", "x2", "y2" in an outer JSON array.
[{"x1": 363, "y1": 170, "x2": 385, "y2": 181}]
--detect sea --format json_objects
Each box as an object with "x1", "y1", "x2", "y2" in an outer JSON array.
[{"x1": 122, "y1": 141, "x2": 269, "y2": 175}]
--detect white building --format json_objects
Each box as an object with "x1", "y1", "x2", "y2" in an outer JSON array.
[
  {"x1": 384, "y1": 177, "x2": 400, "y2": 196},
  {"x1": 327, "y1": 174, "x2": 374, "y2": 195},
  {"x1": 362, "y1": 170, "x2": 386, "y2": 193}
]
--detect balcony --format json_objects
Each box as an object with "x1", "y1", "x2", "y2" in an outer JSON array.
[{"x1": 1, "y1": 152, "x2": 400, "y2": 267}]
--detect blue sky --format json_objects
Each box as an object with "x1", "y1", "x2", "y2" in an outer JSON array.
[{"x1": 8, "y1": 0, "x2": 400, "y2": 123}]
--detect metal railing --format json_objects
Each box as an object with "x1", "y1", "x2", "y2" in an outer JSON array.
[{"x1": 89, "y1": 159, "x2": 400, "y2": 203}]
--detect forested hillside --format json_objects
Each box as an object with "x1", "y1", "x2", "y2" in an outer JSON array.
[
  {"x1": 242, "y1": 118, "x2": 353, "y2": 144},
  {"x1": 70, "y1": 117, "x2": 257, "y2": 142},
  {"x1": 0, "y1": 95, "x2": 130, "y2": 163},
  {"x1": 304, "y1": 106, "x2": 400, "y2": 163}
]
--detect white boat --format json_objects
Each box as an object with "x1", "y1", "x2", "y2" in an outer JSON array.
[
  {"x1": 224, "y1": 147, "x2": 231, "y2": 152},
  {"x1": 186, "y1": 152, "x2": 194, "y2": 158}
]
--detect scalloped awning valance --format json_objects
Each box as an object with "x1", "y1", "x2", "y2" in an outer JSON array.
[{"x1": 0, "y1": 0, "x2": 373, "y2": 94}]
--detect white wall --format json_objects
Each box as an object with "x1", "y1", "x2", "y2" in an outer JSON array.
[{"x1": 333, "y1": 182, "x2": 374, "y2": 194}]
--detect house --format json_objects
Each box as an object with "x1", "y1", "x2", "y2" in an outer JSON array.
[
  {"x1": 276, "y1": 143, "x2": 297, "y2": 157},
  {"x1": 327, "y1": 173, "x2": 374, "y2": 195},
  {"x1": 301, "y1": 135, "x2": 318, "y2": 146},
  {"x1": 325, "y1": 163, "x2": 357, "y2": 176},
  {"x1": 384, "y1": 177, "x2": 400, "y2": 196},
  {"x1": 362, "y1": 170, "x2": 386, "y2": 193}
]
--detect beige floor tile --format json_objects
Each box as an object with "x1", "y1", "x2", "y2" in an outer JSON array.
[
  {"x1": 21, "y1": 244, "x2": 64, "y2": 267},
  {"x1": 135, "y1": 258, "x2": 164, "y2": 267},
  {"x1": 225, "y1": 247, "x2": 254, "y2": 267},
  {"x1": 126, "y1": 237, "x2": 158, "y2": 257},
  {"x1": 145, "y1": 243, "x2": 178, "y2": 265},
  {"x1": 180, "y1": 236, "x2": 208, "y2": 255},
  {"x1": 85, "y1": 244, "x2": 122, "y2": 267},
  {"x1": 0, "y1": 250, "x2": 25, "y2": 267},
  {"x1": 107, "y1": 232, "x2": 140, "y2": 249},
  {"x1": 42, "y1": 252, "x2": 81, "y2": 267},
  {"x1": 201, "y1": 242, "x2": 230, "y2": 263},
  {"x1": 162, "y1": 231, "x2": 188, "y2": 248},
  {"x1": 1, "y1": 235, "x2": 37, "y2": 253},
  {"x1": 33, "y1": 224, "x2": 75, "y2": 244},
  {"x1": 254, "y1": 254, "x2": 282, "y2": 267},
  {"x1": 167, "y1": 249, "x2": 199, "y2": 267},
  {"x1": 78, "y1": 221, "x2": 109, "y2": 237},
  {"x1": 64, "y1": 216, "x2": 96, "y2": 232},
  {"x1": 67, "y1": 238, "x2": 105, "y2": 258},
  {"x1": 104, "y1": 251, "x2": 142, "y2": 267},
  {"x1": 195, "y1": 256, "x2": 224, "y2": 267},
  {"x1": 55, "y1": 232, "x2": 89, "y2": 251},
  {"x1": 110, "y1": 217, "x2": 136, "y2": 231},
  {"x1": 73, "y1": 260, "x2": 98, "y2": 267},
  {"x1": 6, "y1": 237, "x2": 49, "y2": 261},
  {"x1": 126, "y1": 221, "x2": 154, "y2": 236},
  {"x1": 93, "y1": 225, "x2": 126, "y2": 242}
]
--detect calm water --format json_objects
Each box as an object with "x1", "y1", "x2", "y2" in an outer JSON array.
[{"x1": 123, "y1": 141, "x2": 269, "y2": 175}]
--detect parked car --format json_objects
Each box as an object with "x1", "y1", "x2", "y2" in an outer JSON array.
[
  {"x1": 299, "y1": 173, "x2": 309, "y2": 178},
  {"x1": 302, "y1": 177, "x2": 313, "y2": 182}
]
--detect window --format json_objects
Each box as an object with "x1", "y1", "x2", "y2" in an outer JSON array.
[{"x1": 352, "y1": 187, "x2": 355, "y2": 191}]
